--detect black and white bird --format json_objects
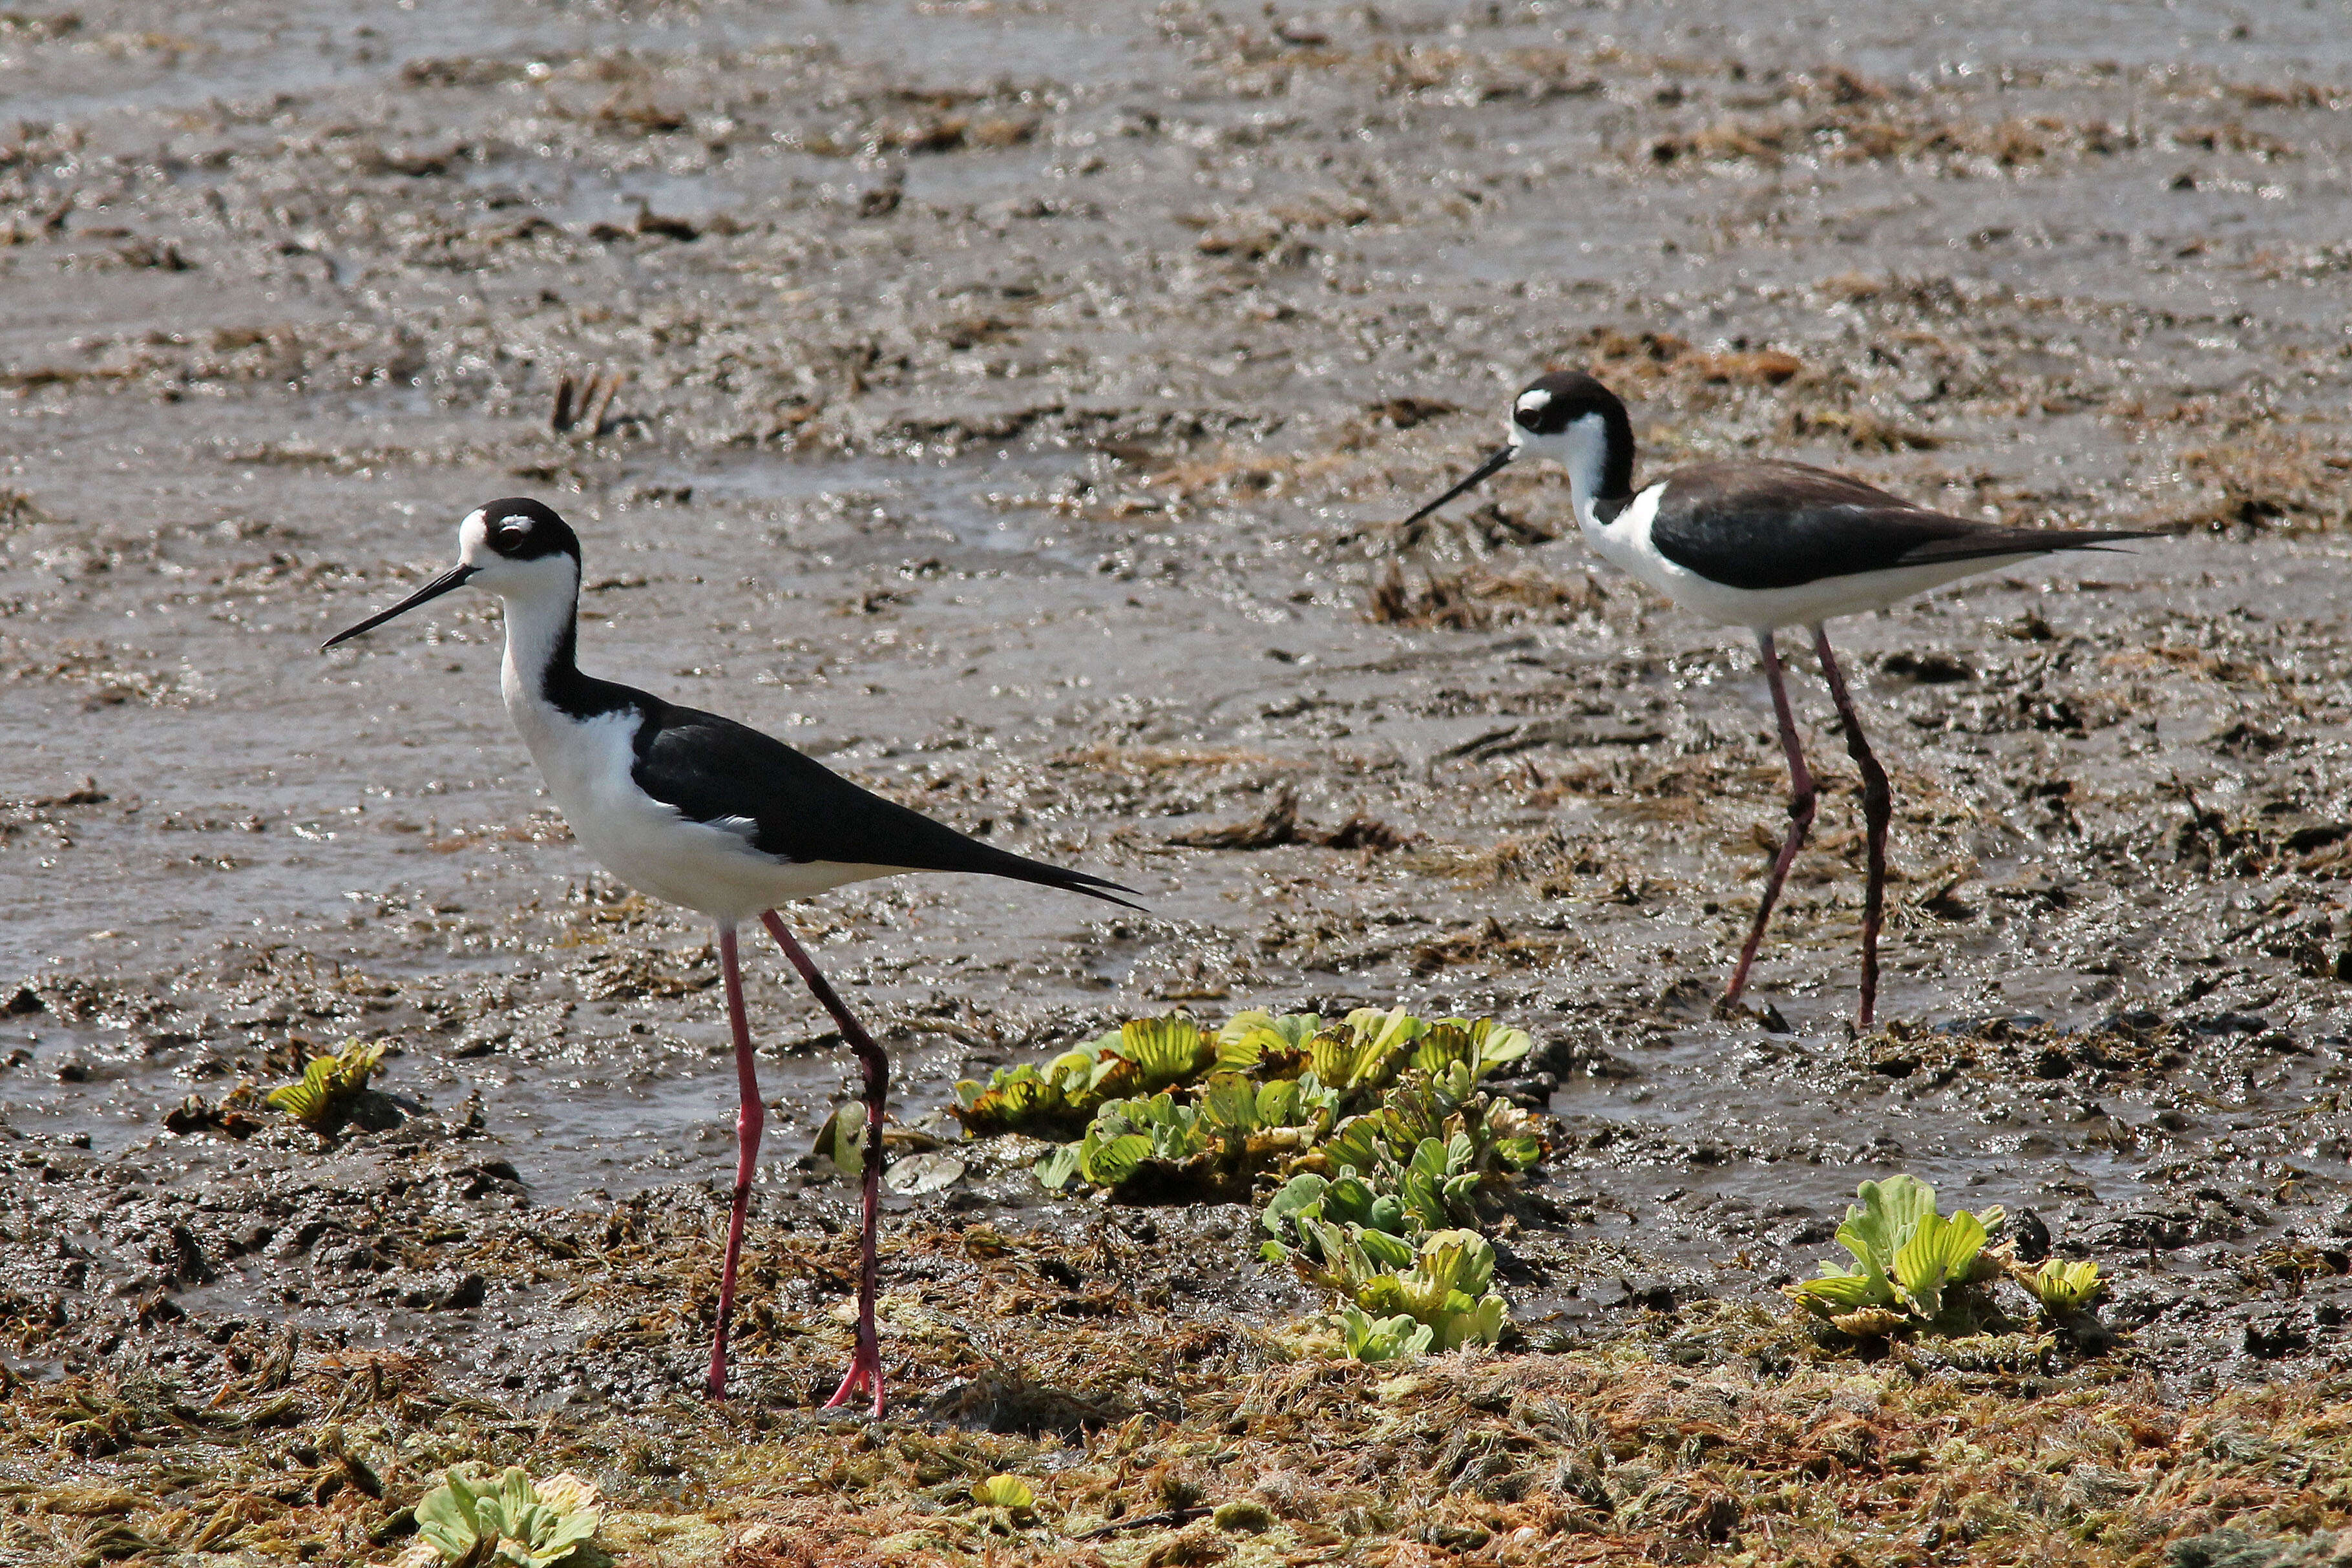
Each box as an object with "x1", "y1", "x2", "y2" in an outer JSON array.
[
  {"x1": 1400, "y1": 371, "x2": 2152, "y2": 1027},
  {"x1": 322, "y1": 498, "x2": 1136, "y2": 1414}
]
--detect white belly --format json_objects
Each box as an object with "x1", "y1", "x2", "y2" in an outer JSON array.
[
  {"x1": 1645, "y1": 552, "x2": 2041, "y2": 631},
  {"x1": 510, "y1": 706, "x2": 900, "y2": 923}
]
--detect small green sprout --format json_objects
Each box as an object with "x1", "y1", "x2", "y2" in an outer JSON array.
[
  {"x1": 413, "y1": 1465, "x2": 601, "y2": 1568},
  {"x1": 1336, "y1": 1305, "x2": 1434, "y2": 1362},
  {"x1": 2015, "y1": 1257, "x2": 2105, "y2": 1316},
  {"x1": 1787, "y1": 1175, "x2": 2006, "y2": 1337},
  {"x1": 265, "y1": 1040, "x2": 385, "y2": 1129},
  {"x1": 969, "y1": 1475, "x2": 1034, "y2": 1509}
]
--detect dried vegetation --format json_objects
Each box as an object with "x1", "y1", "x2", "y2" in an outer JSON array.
[{"x1": 9, "y1": 1285, "x2": 2352, "y2": 1566}]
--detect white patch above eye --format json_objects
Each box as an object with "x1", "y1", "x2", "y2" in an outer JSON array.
[{"x1": 1515, "y1": 388, "x2": 1553, "y2": 413}]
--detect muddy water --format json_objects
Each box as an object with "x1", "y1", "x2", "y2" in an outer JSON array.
[{"x1": 5, "y1": 0, "x2": 2352, "y2": 1392}]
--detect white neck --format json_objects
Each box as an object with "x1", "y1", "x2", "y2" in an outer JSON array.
[
  {"x1": 496, "y1": 570, "x2": 583, "y2": 722},
  {"x1": 1524, "y1": 417, "x2": 1626, "y2": 541}
]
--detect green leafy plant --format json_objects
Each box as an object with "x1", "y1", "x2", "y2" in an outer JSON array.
[
  {"x1": 1031, "y1": 1009, "x2": 1540, "y2": 1206},
  {"x1": 955, "y1": 1007, "x2": 1533, "y2": 1145},
  {"x1": 814, "y1": 1102, "x2": 867, "y2": 1177},
  {"x1": 1318, "y1": 1229, "x2": 1509, "y2": 1354},
  {"x1": 2014, "y1": 1257, "x2": 2105, "y2": 1316},
  {"x1": 967, "y1": 1474, "x2": 1037, "y2": 1533},
  {"x1": 964, "y1": 1005, "x2": 1551, "y2": 1364},
  {"x1": 1336, "y1": 1306, "x2": 1434, "y2": 1362},
  {"x1": 1787, "y1": 1175, "x2": 2007, "y2": 1336},
  {"x1": 266, "y1": 1040, "x2": 386, "y2": 1129},
  {"x1": 413, "y1": 1465, "x2": 601, "y2": 1568},
  {"x1": 951, "y1": 1014, "x2": 1223, "y2": 1139},
  {"x1": 1034, "y1": 1071, "x2": 1338, "y2": 1200}
]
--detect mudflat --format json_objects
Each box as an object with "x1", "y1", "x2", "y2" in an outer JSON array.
[{"x1": 4, "y1": 2, "x2": 2350, "y2": 1562}]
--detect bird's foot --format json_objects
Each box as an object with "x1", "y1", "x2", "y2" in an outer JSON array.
[{"x1": 823, "y1": 1342, "x2": 885, "y2": 1419}]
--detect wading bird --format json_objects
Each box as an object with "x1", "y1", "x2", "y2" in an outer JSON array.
[
  {"x1": 1399, "y1": 371, "x2": 2150, "y2": 1027},
  {"x1": 323, "y1": 499, "x2": 1136, "y2": 1413}
]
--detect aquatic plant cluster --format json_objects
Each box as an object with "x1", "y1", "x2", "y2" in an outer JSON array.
[
  {"x1": 953, "y1": 1008, "x2": 1546, "y2": 1357},
  {"x1": 1788, "y1": 1175, "x2": 2105, "y2": 1339}
]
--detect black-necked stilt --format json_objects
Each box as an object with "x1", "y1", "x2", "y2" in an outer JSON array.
[
  {"x1": 322, "y1": 498, "x2": 1137, "y2": 1414},
  {"x1": 1400, "y1": 371, "x2": 2154, "y2": 1027}
]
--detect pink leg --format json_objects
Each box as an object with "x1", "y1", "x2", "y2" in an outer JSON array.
[
  {"x1": 1723, "y1": 630, "x2": 1818, "y2": 1009},
  {"x1": 707, "y1": 922, "x2": 764, "y2": 1398},
  {"x1": 1814, "y1": 625, "x2": 1890, "y2": 1029},
  {"x1": 759, "y1": 910, "x2": 887, "y2": 1419}
]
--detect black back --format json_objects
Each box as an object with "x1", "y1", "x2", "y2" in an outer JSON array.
[
  {"x1": 628, "y1": 694, "x2": 1141, "y2": 908},
  {"x1": 1649, "y1": 461, "x2": 2151, "y2": 591}
]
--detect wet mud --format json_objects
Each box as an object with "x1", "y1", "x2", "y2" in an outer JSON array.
[{"x1": 4, "y1": 0, "x2": 2352, "y2": 1560}]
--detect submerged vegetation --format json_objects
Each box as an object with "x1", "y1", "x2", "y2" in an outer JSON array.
[{"x1": 957, "y1": 1007, "x2": 1546, "y2": 1357}]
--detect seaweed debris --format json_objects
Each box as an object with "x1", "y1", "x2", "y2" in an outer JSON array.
[{"x1": 10, "y1": 1290, "x2": 2352, "y2": 1566}]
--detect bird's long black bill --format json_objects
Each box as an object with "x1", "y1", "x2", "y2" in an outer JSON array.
[
  {"x1": 1398, "y1": 444, "x2": 1515, "y2": 530},
  {"x1": 320, "y1": 562, "x2": 476, "y2": 651}
]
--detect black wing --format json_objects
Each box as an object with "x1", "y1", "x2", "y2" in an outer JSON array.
[
  {"x1": 630, "y1": 700, "x2": 1142, "y2": 909},
  {"x1": 1650, "y1": 461, "x2": 2156, "y2": 592}
]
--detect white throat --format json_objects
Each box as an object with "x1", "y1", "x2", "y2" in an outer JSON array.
[
  {"x1": 494, "y1": 570, "x2": 582, "y2": 720},
  {"x1": 1515, "y1": 415, "x2": 1624, "y2": 541},
  {"x1": 1559, "y1": 417, "x2": 1615, "y2": 528}
]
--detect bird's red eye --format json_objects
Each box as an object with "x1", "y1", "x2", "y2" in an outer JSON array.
[{"x1": 494, "y1": 524, "x2": 527, "y2": 550}]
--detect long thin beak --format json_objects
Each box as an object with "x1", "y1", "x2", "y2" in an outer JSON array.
[
  {"x1": 1398, "y1": 444, "x2": 1515, "y2": 530},
  {"x1": 320, "y1": 562, "x2": 477, "y2": 651}
]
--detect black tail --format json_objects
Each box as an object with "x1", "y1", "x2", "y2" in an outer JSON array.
[
  {"x1": 1902, "y1": 524, "x2": 2167, "y2": 570},
  {"x1": 958, "y1": 843, "x2": 1146, "y2": 911}
]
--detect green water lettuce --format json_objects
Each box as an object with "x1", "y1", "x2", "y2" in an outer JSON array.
[
  {"x1": 413, "y1": 1465, "x2": 601, "y2": 1568},
  {"x1": 967, "y1": 1474, "x2": 1038, "y2": 1533},
  {"x1": 1788, "y1": 1175, "x2": 2008, "y2": 1335},
  {"x1": 2015, "y1": 1257, "x2": 2105, "y2": 1317},
  {"x1": 266, "y1": 1040, "x2": 386, "y2": 1130},
  {"x1": 969, "y1": 1004, "x2": 1553, "y2": 1364},
  {"x1": 952, "y1": 1014, "x2": 1222, "y2": 1139}
]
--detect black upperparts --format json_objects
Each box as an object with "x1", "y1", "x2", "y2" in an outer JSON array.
[
  {"x1": 627, "y1": 700, "x2": 1142, "y2": 907},
  {"x1": 1649, "y1": 461, "x2": 2158, "y2": 591}
]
